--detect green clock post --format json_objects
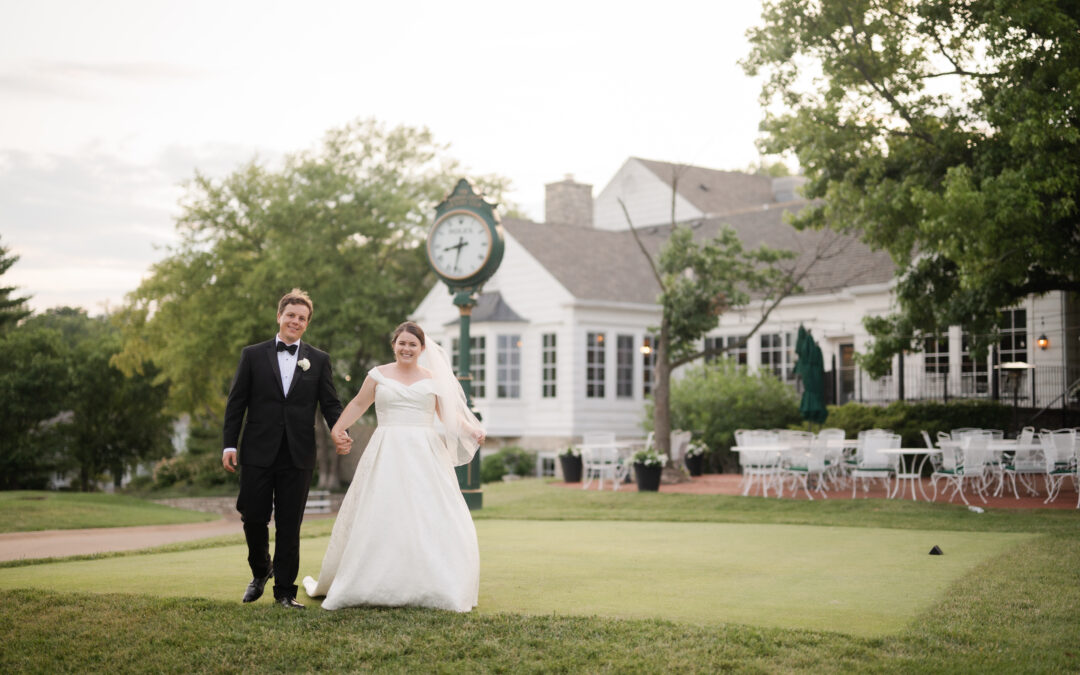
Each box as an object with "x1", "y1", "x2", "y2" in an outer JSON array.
[{"x1": 426, "y1": 179, "x2": 505, "y2": 510}]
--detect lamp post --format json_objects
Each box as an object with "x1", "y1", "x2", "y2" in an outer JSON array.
[{"x1": 998, "y1": 361, "x2": 1034, "y2": 434}]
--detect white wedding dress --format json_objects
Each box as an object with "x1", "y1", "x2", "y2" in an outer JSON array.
[{"x1": 302, "y1": 367, "x2": 479, "y2": 612}]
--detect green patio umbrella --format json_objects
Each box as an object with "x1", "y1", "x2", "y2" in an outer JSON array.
[{"x1": 794, "y1": 325, "x2": 828, "y2": 425}]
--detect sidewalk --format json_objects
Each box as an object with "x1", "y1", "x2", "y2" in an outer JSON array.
[{"x1": 0, "y1": 517, "x2": 244, "y2": 563}]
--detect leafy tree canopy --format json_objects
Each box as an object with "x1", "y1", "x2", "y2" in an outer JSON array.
[
  {"x1": 114, "y1": 118, "x2": 513, "y2": 417},
  {"x1": 744, "y1": 0, "x2": 1080, "y2": 375}
]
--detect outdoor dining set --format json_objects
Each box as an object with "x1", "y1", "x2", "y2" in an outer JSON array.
[{"x1": 732, "y1": 426, "x2": 1080, "y2": 507}]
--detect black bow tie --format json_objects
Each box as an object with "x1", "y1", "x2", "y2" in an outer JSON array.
[{"x1": 277, "y1": 342, "x2": 298, "y2": 355}]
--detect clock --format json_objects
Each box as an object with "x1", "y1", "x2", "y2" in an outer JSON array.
[
  {"x1": 427, "y1": 210, "x2": 493, "y2": 281},
  {"x1": 426, "y1": 179, "x2": 504, "y2": 293}
]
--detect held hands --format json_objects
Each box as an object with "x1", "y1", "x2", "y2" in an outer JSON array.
[{"x1": 333, "y1": 428, "x2": 352, "y2": 455}]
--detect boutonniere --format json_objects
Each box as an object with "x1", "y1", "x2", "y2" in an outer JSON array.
[{"x1": 298, "y1": 358, "x2": 311, "y2": 372}]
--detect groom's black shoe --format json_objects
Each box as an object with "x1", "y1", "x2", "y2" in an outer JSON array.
[
  {"x1": 242, "y1": 568, "x2": 273, "y2": 603},
  {"x1": 277, "y1": 596, "x2": 305, "y2": 610}
]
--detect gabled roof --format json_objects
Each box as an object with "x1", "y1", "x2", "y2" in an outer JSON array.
[
  {"x1": 444, "y1": 291, "x2": 527, "y2": 325},
  {"x1": 502, "y1": 202, "x2": 895, "y2": 306},
  {"x1": 634, "y1": 157, "x2": 780, "y2": 216}
]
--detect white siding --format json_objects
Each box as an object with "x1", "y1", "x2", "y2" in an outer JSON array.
[{"x1": 593, "y1": 159, "x2": 703, "y2": 230}]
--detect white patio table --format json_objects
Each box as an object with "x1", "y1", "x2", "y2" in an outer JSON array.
[{"x1": 877, "y1": 448, "x2": 940, "y2": 501}]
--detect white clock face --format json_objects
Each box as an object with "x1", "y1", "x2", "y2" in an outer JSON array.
[{"x1": 428, "y1": 210, "x2": 492, "y2": 280}]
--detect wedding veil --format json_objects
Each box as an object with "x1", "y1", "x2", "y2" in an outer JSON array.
[{"x1": 419, "y1": 338, "x2": 484, "y2": 466}]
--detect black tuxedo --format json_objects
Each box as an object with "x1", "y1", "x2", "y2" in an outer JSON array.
[{"x1": 223, "y1": 338, "x2": 343, "y2": 600}]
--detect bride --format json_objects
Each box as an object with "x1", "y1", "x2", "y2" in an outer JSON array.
[{"x1": 302, "y1": 321, "x2": 485, "y2": 612}]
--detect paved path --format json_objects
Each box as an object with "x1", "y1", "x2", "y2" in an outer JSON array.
[{"x1": 0, "y1": 517, "x2": 244, "y2": 563}]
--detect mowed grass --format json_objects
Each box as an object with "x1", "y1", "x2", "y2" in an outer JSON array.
[
  {"x1": 0, "y1": 520, "x2": 1030, "y2": 637},
  {"x1": 0, "y1": 491, "x2": 217, "y2": 533},
  {"x1": 2, "y1": 480, "x2": 1080, "y2": 672}
]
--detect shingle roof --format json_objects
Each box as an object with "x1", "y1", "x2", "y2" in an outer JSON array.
[
  {"x1": 444, "y1": 291, "x2": 526, "y2": 325},
  {"x1": 634, "y1": 157, "x2": 780, "y2": 216},
  {"x1": 502, "y1": 201, "x2": 895, "y2": 305}
]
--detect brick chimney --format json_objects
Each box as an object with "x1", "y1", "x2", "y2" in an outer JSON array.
[{"x1": 544, "y1": 174, "x2": 593, "y2": 228}]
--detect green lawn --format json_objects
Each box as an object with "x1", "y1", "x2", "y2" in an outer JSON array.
[
  {"x1": 0, "y1": 491, "x2": 218, "y2": 533},
  {"x1": 1, "y1": 480, "x2": 1078, "y2": 672}
]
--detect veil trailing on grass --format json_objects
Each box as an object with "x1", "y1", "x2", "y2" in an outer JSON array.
[{"x1": 420, "y1": 338, "x2": 484, "y2": 466}]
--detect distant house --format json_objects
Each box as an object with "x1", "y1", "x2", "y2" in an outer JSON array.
[{"x1": 411, "y1": 158, "x2": 1080, "y2": 448}]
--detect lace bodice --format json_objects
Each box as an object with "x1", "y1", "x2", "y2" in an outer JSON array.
[{"x1": 369, "y1": 367, "x2": 437, "y2": 427}]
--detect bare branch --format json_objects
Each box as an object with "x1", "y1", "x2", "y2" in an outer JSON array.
[{"x1": 617, "y1": 198, "x2": 664, "y2": 289}]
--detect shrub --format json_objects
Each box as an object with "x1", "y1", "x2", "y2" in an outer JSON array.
[
  {"x1": 824, "y1": 399, "x2": 1013, "y2": 447},
  {"x1": 480, "y1": 446, "x2": 536, "y2": 484},
  {"x1": 649, "y1": 360, "x2": 801, "y2": 473}
]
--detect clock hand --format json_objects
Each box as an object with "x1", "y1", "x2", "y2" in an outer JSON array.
[{"x1": 453, "y1": 237, "x2": 467, "y2": 271}]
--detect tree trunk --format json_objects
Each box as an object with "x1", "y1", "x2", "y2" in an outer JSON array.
[
  {"x1": 653, "y1": 326, "x2": 672, "y2": 459},
  {"x1": 315, "y1": 418, "x2": 341, "y2": 490},
  {"x1": 80, "y1": 467, "x2": 90, "y2": 492}
]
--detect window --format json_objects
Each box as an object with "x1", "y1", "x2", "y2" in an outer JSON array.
[
  {"x1": 760, "y1": 332, "x2": 794, "y2": 381},
  {"x1": 616, "y1": 335, "x2": 634, "y2": 398},
  {"x1": 961, "y1": 332, "x2": 989, "y2": 394},
  {"x1": 999, "y1": 308, "x2": 1027, "y2": 362},
  {"x1": 496, "y1": 335, "x2": 521, "y2": 399},
  {"x1": 541, "y1": 333, "x2": 557, "y2": 398},
  {"x1": 923, "y1": 336, "x2": 948, "y2": 375},
  {"x1": 451, "y1": 336, "x2": 486, "y2": 398},
  {"x1": 586, "y1": 332, "x2": 605, "y2": 398},
  {"x1": 705, "y1": 336, "x2": 747, "y2": 365},
  {"x1": 642, "y1": 334, "x2": 657, "y2": 397}
]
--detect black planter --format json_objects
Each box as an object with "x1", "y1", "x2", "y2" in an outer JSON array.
[
  {"x1": 634, "y1": 462, "x2": 662, "y2": 491},
  {"x1": 559, "y1": 454, "x2": 583, "y2": 483},
  {"x1": 684, "y1": 453, "x2": 704, "y2": 477}
]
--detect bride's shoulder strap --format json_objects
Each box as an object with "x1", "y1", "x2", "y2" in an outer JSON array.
[{"x1": 367, "y1": 366, "x2": 385, "y2": 384}]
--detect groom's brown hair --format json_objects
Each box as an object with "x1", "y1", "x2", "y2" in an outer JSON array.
[{"x1": 278, "y1": 288, "x2": 313, "y2": 319}]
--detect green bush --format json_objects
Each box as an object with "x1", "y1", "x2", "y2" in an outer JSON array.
[
  {"x1": 649, "y1": 361, "x2": 801, "y2": 473},
  {"x1": 824, "y1": 399, "x2": 1013, "y2": 447},
  {"x1": 480, "y1": 446, "x2": 536, "y2": 484}
]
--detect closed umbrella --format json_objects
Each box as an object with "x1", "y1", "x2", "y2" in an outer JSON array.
[{"x1": 795, "y1": 325, "x2": 828, "y2": 425}]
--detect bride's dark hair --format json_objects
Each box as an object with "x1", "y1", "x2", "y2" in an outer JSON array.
[{"x1": 391, "y1": 321, "x2": 425, "y2": 348}]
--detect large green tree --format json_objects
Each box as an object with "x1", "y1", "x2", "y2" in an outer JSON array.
[
  {"x1": 26, "y1": 308, "x2": 174, "y2": 490},
  {"x1": 115, "y1": 118, "x2": 510, "y2": 487},
  {"x1": 0, "y1": 325, "x2": 70, "y2": 489},
  {"x1": 744, "y1": 0, "x2": 1080, "y2": 375}
]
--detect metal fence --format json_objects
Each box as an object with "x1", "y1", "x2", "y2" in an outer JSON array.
[{"x1": 827, "y1": 364, "x2": 1080, "y2": 411}]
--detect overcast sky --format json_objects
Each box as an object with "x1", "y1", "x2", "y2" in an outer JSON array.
[{"x1": 1, "y1": 0, "x2": 771, "y2": 314}]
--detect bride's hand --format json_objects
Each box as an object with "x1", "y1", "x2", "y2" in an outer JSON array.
[{"x1": 473, "y1": 429, "x2": 486, "y2": 445}]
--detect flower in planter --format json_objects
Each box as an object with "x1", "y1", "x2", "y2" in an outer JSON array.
[
  {"x1": 686, "y1": 441, "x2": 707, "y2": 457},
  {"x1": 631, "y1": 448, "x2": 668, "y2": 467},
  {"x1": 560, "y1": 445, "x2": 581, "y2": 457}
]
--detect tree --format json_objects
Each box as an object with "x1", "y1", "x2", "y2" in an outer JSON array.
[
  {"x1": 621, "y1": 165, "x2": 857, "y2": 467},
  {"x1": 24, "y1": 308, "x2": 174, "y2": 490},
  {"x1": 114, "y1": 118, "x2": 512, "y2": 488},
  {"x1": 743, "y1": 1, "x2": 1080, "y2": 375},
  {"x1": 0, "y1": 235, "x2": 31, "y2": 332},
  {"x1": 0, "y1": 325, "x2": 70, "y2": 488}
]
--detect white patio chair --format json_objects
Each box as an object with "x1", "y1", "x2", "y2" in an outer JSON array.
[
  {"x1": 581, "y1": 432, "x2": 624, "y2": 490},
  {"x1": 669, "y1": 429, "x2": 692, "y2": 465},
  {"x1": 783, "y1": 435, "x2": 830, "y2": 500},
  {"x1": 817, "y1": 428, "x2": 848, "y2": 488},
  {"x1": 850, "y1": 432, "x2": 900, "y2": 498},
  {"x1": 931, "y1": 431, "x2": 991, "y2": 505},
  {"x1": 736, "y1": 429, "x2": 783, "y2": 497},
  {"x1": 1038, "y1": 431, "x2": 1076, "y2": 504},
  {"x1": 1001, "y1": 427, "x2": 1042, "y2": 498}
]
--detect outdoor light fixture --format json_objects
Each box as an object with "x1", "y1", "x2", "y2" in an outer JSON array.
[
  {"x1": 1037, "y1": 334, "x2": 1049, "y2": 350},
  {"x1": 640, "y1": 344, "x2": 652, "y2": 355}
]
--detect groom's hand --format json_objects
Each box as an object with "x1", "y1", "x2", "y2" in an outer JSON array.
[{"x1": 222, "y1": 450, "x2": 237, "y2": 472}]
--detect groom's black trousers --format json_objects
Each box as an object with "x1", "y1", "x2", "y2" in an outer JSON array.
[{"x1": 237, "y1": 435, "x2": 312, "y2": 600}]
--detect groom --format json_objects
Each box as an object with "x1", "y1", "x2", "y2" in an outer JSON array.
[{"x1": 222, "y1": 288, "x2": 348, "y2": 609}]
